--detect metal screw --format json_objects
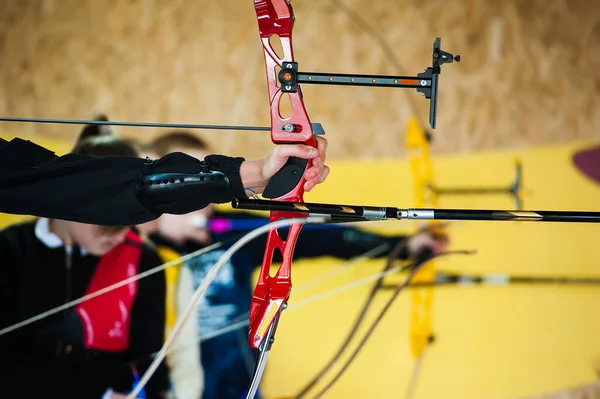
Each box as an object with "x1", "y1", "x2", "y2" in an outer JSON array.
[
  {"x1": 285, "y1": 85, "x2": 291, "y2": 90},
  {"x1": 282, "y1": 123, "x2": 295, "y2": 132},
  {"x1": 286, "y1": 63, "x2": 292, "y2": 68},
  {"x1": 420, "y1": 80, "x2": 427, "y2": 86}
]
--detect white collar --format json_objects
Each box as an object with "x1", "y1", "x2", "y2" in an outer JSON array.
[{"x1": 35, "y1": 218, "x2": 88, "y2": 256}]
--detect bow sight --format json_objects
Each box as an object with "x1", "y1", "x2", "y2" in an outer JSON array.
[{"x1": 277, "y1": 37, "x2": 459, "y2": 129}]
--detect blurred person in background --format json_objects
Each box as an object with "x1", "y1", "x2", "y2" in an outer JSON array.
[
  {"x1": 0, "y1": 123, "x2": 170, "y2": 399},
  {"x1": 145, "y1": 131, "x2": 449, "y2": 399}
]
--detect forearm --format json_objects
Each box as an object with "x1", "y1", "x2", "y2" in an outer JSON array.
[
  {"x1": 0, "y1": 138, "x2": 247, "y2": 225},
  {"x1": 239, "y1": 159, "x2": 267, "y2": 194},
  {"x1": 135, "y1": 153, "x2": 246, "y2": 217},
  {"x1": 0, "y1": 147, "x2": 154, "y2": 226}
]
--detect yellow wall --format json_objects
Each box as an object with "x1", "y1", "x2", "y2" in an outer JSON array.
[
  {"x1": 2, "y1": 134, "x2": 599, "y2": 398},
  {"x1": 256, "y1": 141, "x2": 600, "y2": 399}
]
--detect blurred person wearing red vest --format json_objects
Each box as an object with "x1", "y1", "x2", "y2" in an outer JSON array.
[{"x1": 0, "y1": 126, "x2": 169, "y2": 398}]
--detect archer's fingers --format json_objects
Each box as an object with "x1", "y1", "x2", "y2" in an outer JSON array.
[
  {"x1": 303, "y1": 161, "x2": 327, "y2": 181},
  {"x1": 314, "y1": 135, "x2": 328, "y2": 162},
  {"x1": 304, "y1": 165, "x2": 330, "y2": 192},
  {"x1": 315, "y1": 165, "x2": 330, "y2": 184}
]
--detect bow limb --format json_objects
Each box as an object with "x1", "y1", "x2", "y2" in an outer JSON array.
[{"x1": 404, "y1": 116, "x2": 440, "y2": 394}]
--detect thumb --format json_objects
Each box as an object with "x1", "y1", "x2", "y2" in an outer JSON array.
[
  {"x1": 272, "y1": 144, "x2": 318, "y2": 161},
  {"x1": 262, "y1": 144, "x2": 319, "y2": 181}
]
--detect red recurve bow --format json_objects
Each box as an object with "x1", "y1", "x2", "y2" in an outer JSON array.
[
  {"x1": 246, "y1": 1, "x2": 318, "y2": 396},
  {"x1": 246, "y1": 1, "x2": 460, "y2": 396}
]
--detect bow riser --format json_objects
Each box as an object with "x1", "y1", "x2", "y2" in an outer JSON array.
[
  {"x1": 250, "y1": 0, "x2": 316, "y2": 350},
  {"x1": 255, "y1": 0, "x2": 314, "y2": 144}
]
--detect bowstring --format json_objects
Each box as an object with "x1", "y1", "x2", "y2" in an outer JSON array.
[
  {"x1": 309, "y1": 249, "x2": 476, "y2": 399},
  {"x1": 127, "y1": 217, "x2": 328, "y2": 399},
  {"x1": 293, "y1": 224, "x2": 447, "y2": 398},
  {"x1": 293, "y1": 234, "x2": 414, "y2": 398},
  {"x1": 139, "y1": 252, "x2": 600, "y2": 389},
  {"x1": 0, "y1": 239, "x2": 227, "y2": 337},
  {"x1": 115, "y1": 244, "x2": 415, "y2": 371},
  {"x1": 0, "y1": 225, "x2": 394, "y2": 396},
  {"x1": 320, "y1": 5, "x2": 441, "y2": 395},
  {"x1": 0, "y1": 225, "x2": 389, "y2": 338}
]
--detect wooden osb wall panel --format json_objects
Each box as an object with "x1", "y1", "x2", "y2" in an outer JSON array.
[{"x1": 0, "y1": 0, "x2": 598, "y2": 160}]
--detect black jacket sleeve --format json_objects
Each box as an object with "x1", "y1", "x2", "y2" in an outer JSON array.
[{"x1": 0, "y1": 138, "x2": 246, "y2": 226}]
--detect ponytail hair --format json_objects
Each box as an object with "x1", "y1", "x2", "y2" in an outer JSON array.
[{"x1": 72, "y1": 114, "x2": 139, "y2": 158}]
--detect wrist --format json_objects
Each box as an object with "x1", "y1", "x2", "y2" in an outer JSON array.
[{"x1": 240, "y1": 159, "x2": 267, "y2": 194}]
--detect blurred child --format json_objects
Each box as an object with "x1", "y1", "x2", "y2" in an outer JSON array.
[{"x1": 0, "y1": 125, "x2": 170, "y2": 399}]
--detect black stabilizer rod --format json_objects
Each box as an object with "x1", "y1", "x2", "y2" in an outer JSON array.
[{"x1": 232, "y1": 198, "x2": 600, "y2": 223}]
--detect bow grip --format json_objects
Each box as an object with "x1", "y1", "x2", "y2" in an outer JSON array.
[
  {"x1": 263, "y1": 130, "x2": 317, "y2": 199},
  {"x1": 262, "y1": 156, "x2": 308, "y2": 199}
]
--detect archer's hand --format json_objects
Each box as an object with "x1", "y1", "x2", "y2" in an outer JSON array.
[
  {"x1": 156, "y1": 211, "x2": 212, "y2": 246},
  {"x1": 407, "y1": 230, "x2": 449, "y2": 257},
  {"x1": 241, "y1": 135, "x2": 330, "y2": 194}
]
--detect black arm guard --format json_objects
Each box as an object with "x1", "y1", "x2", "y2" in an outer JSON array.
[{"x1": 135, "y1": 157, "x2": 233, "y2": 215}]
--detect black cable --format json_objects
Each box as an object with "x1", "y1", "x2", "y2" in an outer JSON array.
[
  {"x1": 292, "y1": 235, "x2": 413, "y2": 399},
  {"x1": 310, "y1": 249, "x2": 474, "y2": 399},
  {"x1": 309, "y1": 253, "x2": 432, "y2": 399},
  {"x1": 302, "y1": 4, "x2": 438, "y2": 392}
]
